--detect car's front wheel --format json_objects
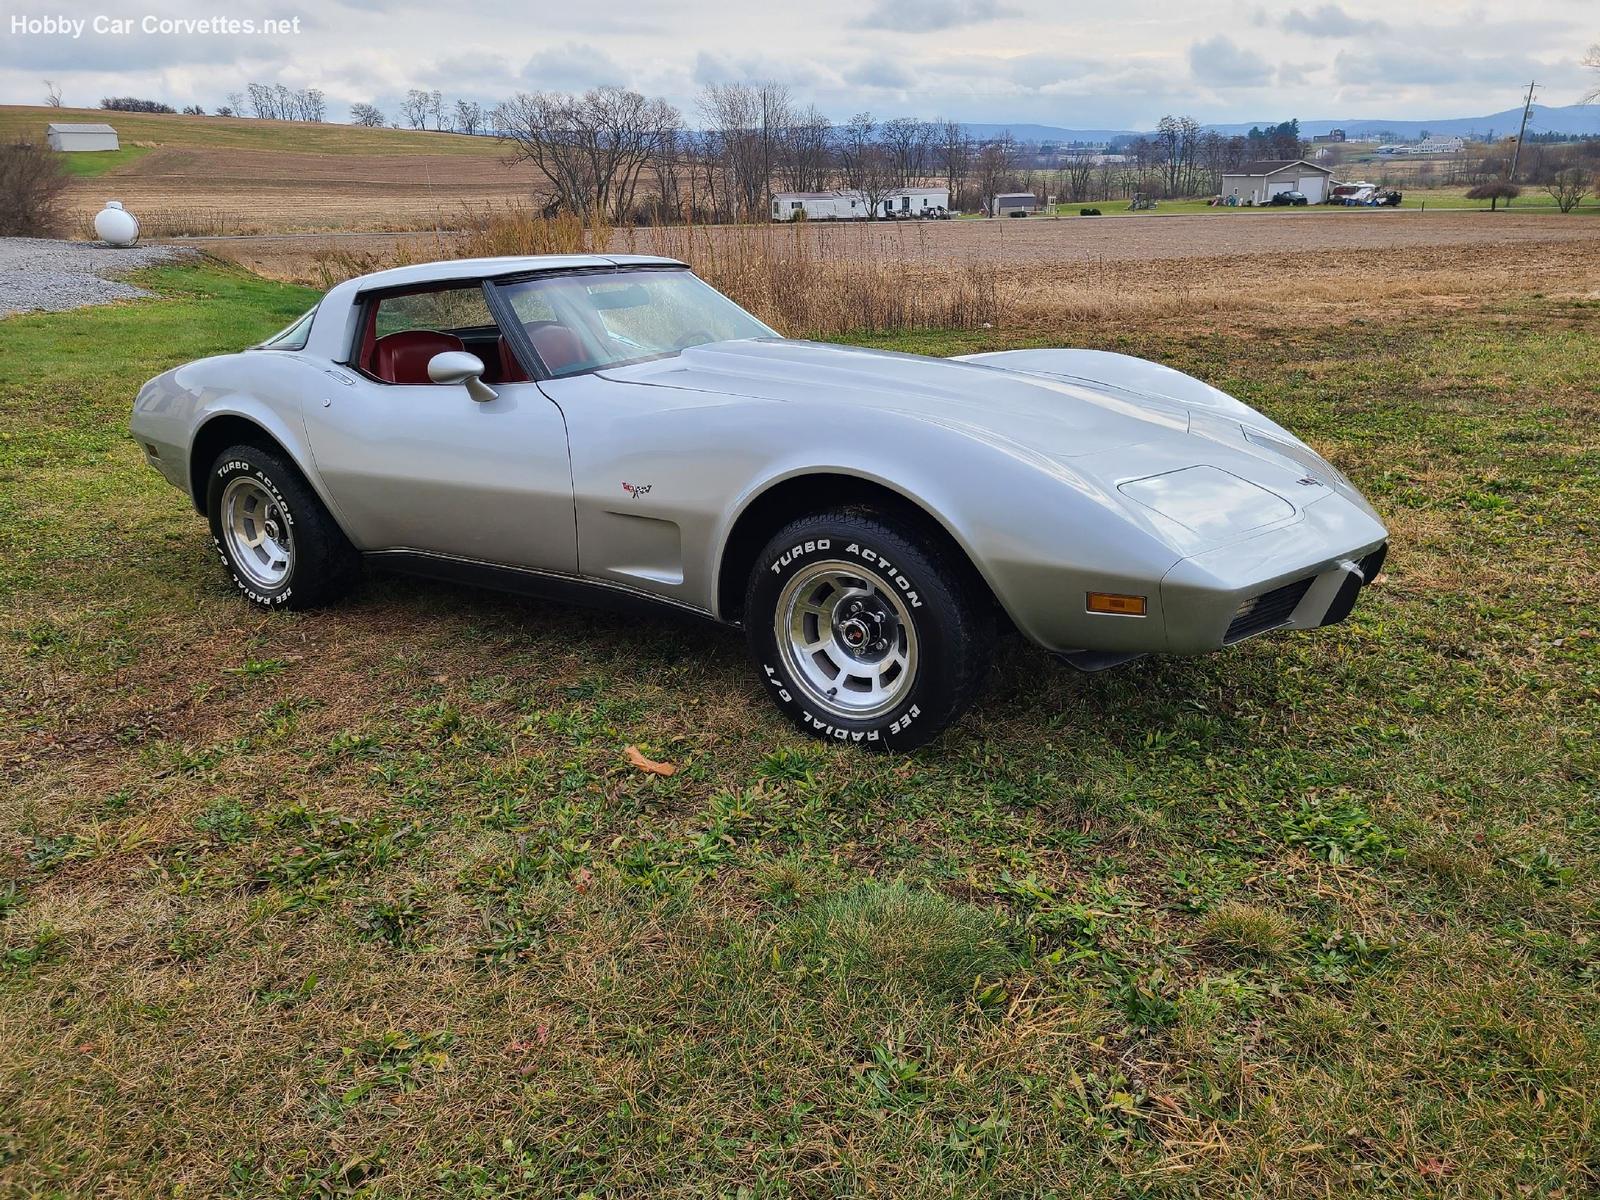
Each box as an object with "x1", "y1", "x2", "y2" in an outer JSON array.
[
  {"x1": 745, "y1": 510, "x2": 994, "y2": 750},
  {"x1": 206, "y1": 443, "x2": 358, "y2": 609}
]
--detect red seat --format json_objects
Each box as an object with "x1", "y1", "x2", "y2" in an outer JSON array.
[
  {"x1": 498, "y1": 335, "x2": 530, "y2": 383},
  {"x1": 371, "y1": 330, "x2": 465, "y2": 384},
  {"x1": 528, "y1": 324, "x2": 585, "y2": 374}
]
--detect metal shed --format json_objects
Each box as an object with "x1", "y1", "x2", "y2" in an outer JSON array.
[
  {"x1": 1218, "y1": 159, "x2": 1333, "y2": 206},
  {"x1": 47, "y1": 123, "x2": 121, "y2": 152}
]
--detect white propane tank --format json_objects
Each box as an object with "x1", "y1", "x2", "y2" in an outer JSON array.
[{"x1": 94, "y1": 201, "x2": 140, "y2": 248}]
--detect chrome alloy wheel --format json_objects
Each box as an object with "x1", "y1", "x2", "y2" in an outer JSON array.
[
  {"x1": 775, "y1": 559, "x2": 919, "y2": 720},
  {"x1": 221, "y1": 476, "x2": 293, "y2": 589}
]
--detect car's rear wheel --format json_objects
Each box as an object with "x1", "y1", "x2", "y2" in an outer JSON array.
[
  {"x1": 745, "y1": 510, "x2": 994, "y2": 750},
  {"x1": 206, "y1": 443, "x2": 357, "y2": 609}
]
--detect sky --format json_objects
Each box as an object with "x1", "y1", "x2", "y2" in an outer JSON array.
[{"x1": 0, "y1": 0, "x2": 1594, "y2": 130}]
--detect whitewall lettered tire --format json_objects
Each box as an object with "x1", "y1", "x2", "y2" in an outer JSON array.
[
  {"x1": 745, "y1": 510, "x2": 994, "y2": 750},
  {"x1": 206, "y1": 443, "x2": 357, "y2": 610}
]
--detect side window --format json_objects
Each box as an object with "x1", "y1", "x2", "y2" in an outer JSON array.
[{"x1": 359, "y1": 283, "x2": 505, "y2": 385}]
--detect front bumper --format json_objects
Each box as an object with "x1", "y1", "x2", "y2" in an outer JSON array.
[
  {"x1": 1031, "y1": 490, "x2": 1388, "y2": 659},
  {"x1": 1159, "y1": 499, "x2": 1388, "y2": 654}
]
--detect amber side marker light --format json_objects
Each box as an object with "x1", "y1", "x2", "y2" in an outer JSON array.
[{"x1": 1086, "y1": 592, "x2": 1148, "y2": 616}]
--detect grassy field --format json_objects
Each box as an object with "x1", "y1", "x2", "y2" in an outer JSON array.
[{"x1": 1, "y1": 258, "x2": 1598, "y2": 1197}]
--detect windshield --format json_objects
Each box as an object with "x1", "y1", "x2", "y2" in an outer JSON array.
[{"x1": 495, "y1": 269, "x2": 776, "y2": 377}]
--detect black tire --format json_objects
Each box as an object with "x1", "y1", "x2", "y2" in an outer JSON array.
[
  {"x1": 745, "y1": 509, "x2": 994, "y2": 751},
  {"x1": 205, "y1": 443, "x2": 358, "y2": 610}
]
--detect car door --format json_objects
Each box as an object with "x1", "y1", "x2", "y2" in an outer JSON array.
[{"x1": 301, "y1": 280, "x2": 577, "y2": 572}]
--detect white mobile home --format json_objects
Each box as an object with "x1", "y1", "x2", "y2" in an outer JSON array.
[
  {"x1": 878, "y1": 187, "x2": 950, "y2": 218},
  {"x1": 771, "y1": 191, "x2": 866, "y2": 221},
  {"x1": 46, "y1": 123, "x2": 120, "y2": 152}
]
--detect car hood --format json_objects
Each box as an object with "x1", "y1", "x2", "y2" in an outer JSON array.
[{"x1": 602, "y1": 338, "x2": 1192, "y2": 459}]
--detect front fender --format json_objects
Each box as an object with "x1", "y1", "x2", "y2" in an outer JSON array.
[{"x1": 707, "y1": 409, "x2": 1187, "y2": 651}]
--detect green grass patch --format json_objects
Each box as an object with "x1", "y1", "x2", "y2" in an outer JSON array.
[{"x1": 53, "y1": 144, "x2": 154, "y2": 178}]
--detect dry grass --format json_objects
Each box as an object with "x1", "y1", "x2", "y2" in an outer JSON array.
[{"x1": 224, "y1": 207, "x2": 1600, "y2": 339}]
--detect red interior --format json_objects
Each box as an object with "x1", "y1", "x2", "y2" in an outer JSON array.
[
  {"x1": 497, "y1": 335, "x2": 530, "y2": 383},
  {"x1": 371, "y1": 330, "x2": 465, "y2": 384},
  {"x1": 528, "y1": 323, "x2": 584, "y2": 374}
]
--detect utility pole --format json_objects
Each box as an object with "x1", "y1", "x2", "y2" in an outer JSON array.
[{"x1": 1507, "y1": 80, "x2": 1538, "y2": 184}]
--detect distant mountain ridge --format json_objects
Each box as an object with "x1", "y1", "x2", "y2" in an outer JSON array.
[{"x1": 960, "y1": 104, "x2": 1600, "y2": 144}]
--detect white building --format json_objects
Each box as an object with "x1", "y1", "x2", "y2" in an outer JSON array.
[
  {"x1": 771, "y1": 191, "x2": 865, "y2": 221},
  {"x1": 46, "y1": 123, "x2": 120, "y2": 152},
  {"x1": 877, "y1": 186, "x2": 950, "y2": 218},
  {"x1": 1217, "y1": 159, "x2": 1333, "y2": 205}
]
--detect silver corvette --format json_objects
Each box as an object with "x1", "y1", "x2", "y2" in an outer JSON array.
[{"x1": 131, "y1": 254, "x2": 1388, "y2": 748}]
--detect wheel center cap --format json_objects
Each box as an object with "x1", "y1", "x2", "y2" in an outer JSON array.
[
  {"x1": 263, "y1": 516, "x2": 281, "y2": 542},
  {"x1": 839, "y1": 617, "x2": 870, "y2": 648}
]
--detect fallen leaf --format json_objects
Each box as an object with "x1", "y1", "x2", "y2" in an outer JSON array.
[
  {"x1": 1419, "y1": 1158, "x2": 1453, "y2": 1179},
  {"x1": 624, "y1": 745, "x2": 677, "y2": 776},
  {"x1": 571, "y1": 866, "x2": 593, "y2": 892}
]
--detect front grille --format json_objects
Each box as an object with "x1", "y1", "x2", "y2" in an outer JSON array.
[{"x1": 1225, "y1": 576, "x2": 1315, "y2": 644}]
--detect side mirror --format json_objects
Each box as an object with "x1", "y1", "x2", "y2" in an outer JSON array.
[{"x1": 428, "y1": 351, "x2": 498, "y2": 403}]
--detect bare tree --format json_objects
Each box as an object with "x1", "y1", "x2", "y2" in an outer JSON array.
[
  {"x1": 401, "y1": 90, "x2": 430, "y2": 129},
  {"x1": 429, "y1": 90, "x2": 446, "y2": 132},
  {"x1": 496, "y1": 86, "x2": 682, "y2": 223},
  {"x1": 1465, "y1": 181, "x2": 1521, "y2": 211},
  {"x1": 350, "y1": 103, "x2": 386, "y2": 128},
  {"x1": 454, "y1": 100, "x2": 484, "y2": 136},
  {"x1": 880, "y1": 116, "x2": 934, "y2": 188},
  {"x1": 1058, "y1": 151, "x2": 1095, "y2": 203},
  {"x1": 935, "y1": 120, "x2": 972, "y2": 210},
  {"x1": 973, "y1": 134, "x2": 1018, "y2": 213},
  {"x1": 698, "y1": 81, "x2": 791, "y2": 221},
  {"x1": 775, "y1": 104, "x2": 833, "y2": 194},
  {"x1": 1154, "y1": 115, "x2": 1202, "y2": 197},
  {"x1": 226, "y1": 92, "x2": 246, "y2": 117},
  {"x1": 839, "y1": 113, "x2": 895, "y2": 218},
  {"x1": 1585, "y1": 44, "x2": 1600, "y2": 104},
  {"x1": 1545, "y1": 167, "x2": 1591, "y2": 212},
  {"x1": 44, "y1": 80, "x2": 63, "y2": 107}
]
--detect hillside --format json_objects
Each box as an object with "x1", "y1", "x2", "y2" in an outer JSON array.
[{"x1": 0, "y1": 104, "x2": 506, "y2": 158}]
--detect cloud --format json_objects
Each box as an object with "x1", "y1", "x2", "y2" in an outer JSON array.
[
  {"x1": 1188, "y1": 35, "x2": 1272, "y2": 87},
  {"x1": 519, "y1": 43, "x2": 630, "y2": 92},
  {"x1": 857, "y1": 0, "x2": 1016, "y2": 34},
  {"x1": 691, "y1": 50, "x2": 834, "y2": 90},
  {"x1": 1333, "y1": 47, "x2": 1555, "y2": 88},
  {"x1": 843, "y1": 57, "x2": 916, "y2": 89},
  {"x1": 1280, "y1": 5, "x2": 1387, "y2": 38}
]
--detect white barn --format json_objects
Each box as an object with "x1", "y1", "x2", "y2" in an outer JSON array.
[
  {"x1": 47, "y1": 123, "x2": 120, "y2": 152},
  {"x1": 1218, "y1": 159, "x2": 1333, "y2": 205}
]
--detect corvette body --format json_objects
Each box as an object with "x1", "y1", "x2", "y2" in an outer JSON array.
[{"x1": 131, "y1": 254, "x2": 1387, "y2": 745}]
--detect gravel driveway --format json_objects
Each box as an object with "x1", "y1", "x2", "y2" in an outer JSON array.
[{"x1": 0, "y1": 237, "x2": 198, "y2": 316}]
